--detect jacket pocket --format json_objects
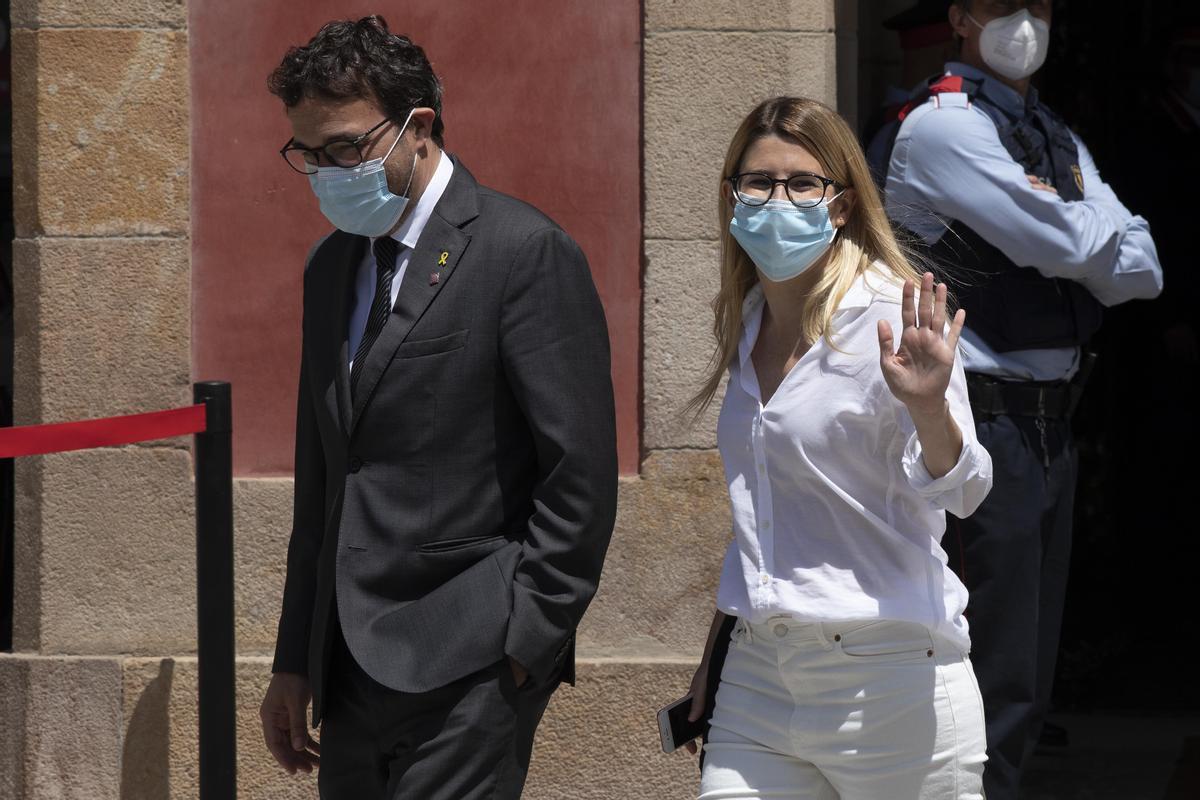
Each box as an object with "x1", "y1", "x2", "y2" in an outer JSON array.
[
  {"x1": 396, "y1": 329, "x2": 468, "y2": 359},
  {"x1": 417, "y1": 532, "x2": 509, "y2": 555}
]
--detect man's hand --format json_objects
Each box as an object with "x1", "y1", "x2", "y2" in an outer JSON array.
[
  {"x1": 1026, "y1": 174, "x2": 1059, "y2": 195},
  {"x1": 261, "y1": 672, "x2": 320, "y2": 775},
  {"x1": 508, "y1": 656, "x2": 530, "y2": 689}
]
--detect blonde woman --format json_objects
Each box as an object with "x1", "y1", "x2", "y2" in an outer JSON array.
[{"x1": 682, "y1": 96, "x2": 993, "y2": 799}]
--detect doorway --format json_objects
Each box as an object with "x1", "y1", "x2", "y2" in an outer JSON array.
[{"x1": 851, "y1": 0, "x2": 1200, "y2": 795}]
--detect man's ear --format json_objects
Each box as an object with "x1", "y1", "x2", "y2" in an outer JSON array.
[
  {"x1": 948, "y1": 3, "x2": 973, "y2": 41},
  {"x1": 408, "y1": 107, "x2": 438, "y2": 144}
]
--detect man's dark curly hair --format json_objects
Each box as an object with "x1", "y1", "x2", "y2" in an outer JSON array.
[{"x1": 268, "y1": 15, "x2": 445, "y2": 146}]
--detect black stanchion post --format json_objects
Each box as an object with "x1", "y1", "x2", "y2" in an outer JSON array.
[{"x1": 194, "y1": 381, "x2": 236, "y2": 799}]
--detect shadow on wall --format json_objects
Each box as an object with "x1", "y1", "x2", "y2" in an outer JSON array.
[{"x1": 120, "y1": 658, "x2": 173, "y2": 800}]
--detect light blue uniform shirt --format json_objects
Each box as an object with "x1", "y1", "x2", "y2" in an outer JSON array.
[{"x1": 885, "y1": 62, "x2": 1163, "y2": 380}]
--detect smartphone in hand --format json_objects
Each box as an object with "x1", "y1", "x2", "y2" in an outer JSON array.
[{"x1": 656, "y1": 694, "x2": 706, "y2": 753}]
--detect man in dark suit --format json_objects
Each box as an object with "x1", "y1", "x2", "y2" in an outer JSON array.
[{"x1": 258, "y1": 17, "x2": 618, "y2": 799}]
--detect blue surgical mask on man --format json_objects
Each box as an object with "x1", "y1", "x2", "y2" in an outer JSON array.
[
  {"x1": 729, "y1": 193, "x2": 843, "y2": 282},
  {"x1": 308, "y1": 108, "x2": 418, "y2": 237}
]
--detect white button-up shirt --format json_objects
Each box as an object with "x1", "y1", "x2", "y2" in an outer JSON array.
[{"x1": 715, "y1": 265, "x2": 993, "y2": 652}]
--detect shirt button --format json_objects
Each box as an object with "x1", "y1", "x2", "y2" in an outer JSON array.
[
  {"x1": 760, "y1": 574, "x2": 769, "y2": 585},
  {"x1": 762, "y1": 520, "x2": 772, "y2": 530},
  {"x1": 774, "y1": 623, "x2": 788, "y2": 638}
]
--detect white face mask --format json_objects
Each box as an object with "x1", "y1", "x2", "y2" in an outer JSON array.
[{"x1": 967, "y1": 9, "x2": 1050, "y2": 81}]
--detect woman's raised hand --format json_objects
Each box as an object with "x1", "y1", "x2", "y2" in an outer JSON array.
[{"x1": 877, "y1": 272, "x2": 965, "y2": 417}]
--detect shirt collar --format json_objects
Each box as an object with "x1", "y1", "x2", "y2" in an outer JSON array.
[
  {"x1": 737, "y1": 265, "x2": 899, "y2": 367},
  {"x1": 374, "y1": 149, "x2": 454, "y2": 249},
  {"x1": 944, "y1": 61, "x2": 1039, "y2": 117},
  {"x1": 839, "y1": 264, "x2": 901, "y2": 310},
  {"x1": 737, "y1": 284, "x2": 765, "y2": 370}
]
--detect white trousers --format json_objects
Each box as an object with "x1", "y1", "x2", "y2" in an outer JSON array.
[{"x1": 699, "y1": 617, "x2": 987, "y2": 800}]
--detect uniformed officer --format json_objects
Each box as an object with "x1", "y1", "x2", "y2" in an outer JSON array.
[{"x1": 880, "y1": 1, "x2": 1163, "y2": 798}]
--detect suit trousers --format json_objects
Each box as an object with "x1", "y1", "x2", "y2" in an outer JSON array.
[
  {"x1": 699, "y1": 617, "x2": 986, "y2": 799},
  {"x1": 318, "y1": 626, "x2": 556, "y2": 799},
  {"x1": 943, "y1": 413, "x2": 1076, "y2": 800}
]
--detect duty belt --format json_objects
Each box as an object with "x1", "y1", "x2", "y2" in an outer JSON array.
[{"x1": 965, "y1": 353, "x2": 1096, "y2": 421}]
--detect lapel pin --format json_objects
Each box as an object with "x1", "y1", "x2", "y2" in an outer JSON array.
[{"x1": 430, "y1": 250, "x2": 450, "y2": 285}]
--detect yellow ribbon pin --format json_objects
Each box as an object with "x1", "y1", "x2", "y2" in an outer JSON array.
[{"x1": 437, "y1": 251, "x2": 449, "y2": 266}]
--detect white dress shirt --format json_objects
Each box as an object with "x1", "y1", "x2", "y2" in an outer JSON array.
[
  {"x1": 348, "y1": 150, "x2": 454, "y2": 366},
  {"x1": 715, "y1": 265, "x2": 994, "y2": 653}
]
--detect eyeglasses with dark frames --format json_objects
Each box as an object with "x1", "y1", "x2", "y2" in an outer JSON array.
[
  {"x1": 727, "y1": 172, "x2": 844, "y2": 209},
  {"x1": 279, "y1": 117, "x2": 394, "y2": 175}
]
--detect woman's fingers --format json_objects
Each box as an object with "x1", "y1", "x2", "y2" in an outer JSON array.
[
  {"x1": 901, "y1": 279, "x2": 916, "y2": 330},
  {"x1": 919, "y1": 272, "x2": 935, "y2": 330},
  {"x1": 877, "y1": 319, "x2": 895, "y2": 357},
  {"x1": 931, "y1": 282, "x2": 947, "y2": 334},
  {"x1": 947, "y1": 308, "x2": 966, "y2": 352}
]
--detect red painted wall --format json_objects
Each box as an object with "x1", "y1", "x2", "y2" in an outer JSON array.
[{"x1": 190, "y1": 2, "x2": 642, "y2": 475}]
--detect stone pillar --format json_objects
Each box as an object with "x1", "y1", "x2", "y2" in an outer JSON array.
[{"x1": 2, "y1": 0, "x2": 193, "y2": 797}]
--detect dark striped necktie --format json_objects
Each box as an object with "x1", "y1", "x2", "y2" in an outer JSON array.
[{"x1": 350, "y1": 236, "x2": 400, "y2": 396}]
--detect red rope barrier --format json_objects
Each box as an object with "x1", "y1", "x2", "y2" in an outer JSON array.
[{"x1": 0, "y1": 404, "x2": 208, "y2": 459}]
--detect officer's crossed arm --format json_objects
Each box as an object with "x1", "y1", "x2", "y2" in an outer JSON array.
[{"x1": 899, "y1": 106, "x2": 1162, "y2": 306}]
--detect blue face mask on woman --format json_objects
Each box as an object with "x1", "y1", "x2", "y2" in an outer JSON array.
[
  {"x1": 307, "y1": 109, "x2": 417, "y2": 237},
  {"x1": 729, "y1": 193, "x2": 843, "y2": 283}
]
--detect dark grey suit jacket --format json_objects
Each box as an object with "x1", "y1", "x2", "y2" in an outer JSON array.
[{"x1": 271, "y1": 157, "x2": 618, "y2": 725}]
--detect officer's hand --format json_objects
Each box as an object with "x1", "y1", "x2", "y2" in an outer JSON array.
[
  {"x1": 1026, "y1": 174, "x2": 1059, "y2": 195},
  {"x1": 877, "y1": 272, "x2": 965, "y2": 417},
  {"x1": 261, "y1": 672, "x2": 320, "y2": 775}
]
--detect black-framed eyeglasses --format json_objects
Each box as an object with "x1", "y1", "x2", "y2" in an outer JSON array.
[
  {"x1": 279, "y1": 117, "x2": 394, "y2": 175},
  {"x1": 727, "y1": 172, "x2": 844, "y2": 208}
]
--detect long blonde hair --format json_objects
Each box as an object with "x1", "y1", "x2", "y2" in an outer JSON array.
[{"x1": 687, "y1": 96, "x2": 927, "y2": 416}]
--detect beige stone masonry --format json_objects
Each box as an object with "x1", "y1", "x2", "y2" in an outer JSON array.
[
  {"x1": 231, "y1": 479, "x2": 294, "y2": 654},
  {"x1": 647, "y1": 0, "x2": 834, "y2": 32},
  {"x1": 643, "y1": 239, "x2": 724, "y2": 450},
  {"x1": 10, "y1": 0, "x2": 187, "y2": 29},
  {"x1": 15, "y1": 448, "x2": 195, "y2": 654},
  {"x1": 0, "y1": 655, "x2": 125, "y2": 799},
  {"x1": 11, "y1": 237, "x2": 191, "y2": 427},
  {"x1": 579, "y1": 450, "x2": 730, "y2": 658},
  {"x1": 10, "y1": 28, "x2": 189, "y2": 237}
]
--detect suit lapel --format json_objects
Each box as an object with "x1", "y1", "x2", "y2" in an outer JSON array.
[{"x1": 348, "y1": 157, "x2": 480, "y2": 436}]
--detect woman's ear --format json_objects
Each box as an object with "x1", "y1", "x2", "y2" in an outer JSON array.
[
  {"x1": 721, "y1": 179, "x2": 736, "y2": 209},
  {"x1": 831, "y1": 187, "x2": 857, "y2": 227}
]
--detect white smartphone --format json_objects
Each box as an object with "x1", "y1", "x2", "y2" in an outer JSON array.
[{"x1": 656, "y1": 693, "x2": 705, "y2": 753}]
